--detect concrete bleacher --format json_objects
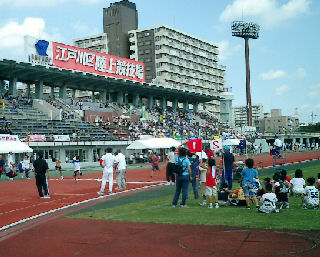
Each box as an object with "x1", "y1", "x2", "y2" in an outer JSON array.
[{"x1": 0, "y1": 99, "x2": 119, "y2": 141}]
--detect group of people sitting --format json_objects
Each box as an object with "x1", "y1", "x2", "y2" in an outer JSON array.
[
  {"x1": 0, "y1": 153, "x2": 32, "y2": 180},
  {"x1": 169, "y1": 147, "x2": 320, "y2": 212}
]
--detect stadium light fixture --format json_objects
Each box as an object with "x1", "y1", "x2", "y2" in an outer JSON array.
[{"x1": 231, "y1": 21, "x2": 260, "y2": 126}]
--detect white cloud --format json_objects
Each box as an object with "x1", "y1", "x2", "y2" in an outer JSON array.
[
  {"x1": 275, "y1": 84, "x2": 290, "y2": 95},
  {"x1": 315, "y1": 104, "x2": 320, "y2": 109},
  {"x1": 295, "y1": 67, "x2": 307, "y2": 79},
  {"x1": 216, "y1": 40, "x2": 242, "y2": 61},
  {"x1": 0, "y1": 0, "x2": 68, "y2": 7},
  {"x1": 307, "y1": 83, "x2": 320, "y2": 98},
  {"x1": 300, "y1": 104, "x2": 310, "y2": 110},
  {"x1": 0, "y1": 17, "x2": 64, "y2": 60},
  {"x1": 73, "y1": 20, "x2": 99, "y2": 36},
  {"x1": 220, "y1": 0, "x2": 311, "y2": 29},
  {"x1": 260, "y1": 70, "x2": 286, "y2": 80}
]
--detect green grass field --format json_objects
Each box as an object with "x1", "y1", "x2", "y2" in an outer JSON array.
[{"x1": 68, "y1": 160, "x2": 320, "y2": 231}]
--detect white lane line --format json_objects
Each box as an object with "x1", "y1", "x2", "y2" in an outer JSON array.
[{"x1": 0, "y1": 183, "x2": 166, "y2": 232}]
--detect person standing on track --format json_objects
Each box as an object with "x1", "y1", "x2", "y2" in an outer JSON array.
[
  {"x1": 222, "y1": 146, "x2": 235, "y2": 190},
  {"x1": 55, "y1": 158, "x2": 63, "y2": 180},
  {"x1": 33, "y1": 152, "x2": 50, "y2": 199},
  {"x1": 150, "y1": 152, "x2": 160, "y2": 178},
  {"x1": 73, "y1": 156, "x2": 81, "y2": 183},
  {"x1": 98, "y1": 148, "x2": 118, "y2": 195},
  {"x1": 115, "y1": 149, "x2": 127, "y2": 191}
]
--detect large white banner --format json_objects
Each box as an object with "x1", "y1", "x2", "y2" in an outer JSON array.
[{"x1": 53, "y1": 135, "x2": 70, "y2": 142}]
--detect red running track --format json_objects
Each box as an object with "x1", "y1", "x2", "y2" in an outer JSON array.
[{"x1": 0, "y1": 151, "x2": 319, "y2": 230}]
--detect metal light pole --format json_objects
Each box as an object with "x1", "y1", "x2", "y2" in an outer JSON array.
[{"x1": 231, "y1": 21, "x2": 260, "y2": 126}]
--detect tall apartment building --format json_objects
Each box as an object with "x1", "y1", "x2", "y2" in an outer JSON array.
[
  {"x1": 233, "y1": 104, "x2": 264, "y2": 128},
  {"x1": 128, "y1": 25, "x2": 226, "y2": 116},
  {"x1": 103, "y1": 0, "x2": 138, "y2": 58},
  {"x1": 73, "y1": 33, "x2": 108, "y2": 53}
]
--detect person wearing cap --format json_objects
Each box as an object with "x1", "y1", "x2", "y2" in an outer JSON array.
[{"x1": 221, "y1": 145, "x2": 234, "y2": 190}]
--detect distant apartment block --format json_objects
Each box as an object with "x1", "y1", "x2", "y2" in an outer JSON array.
[
  {"x1": 233, "y1": 104, "x2": 264, "y2": 128},
  {"x1": 128, "y1": 25, "x2": 226, "y2": 116},
  {"x1": 74, "y1": 33, "x2": 108, "y2": 54}
]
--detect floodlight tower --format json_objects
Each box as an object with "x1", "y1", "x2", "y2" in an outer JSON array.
[{"x1": 231, "y1": 21, "x2": 260, "y2": 126}]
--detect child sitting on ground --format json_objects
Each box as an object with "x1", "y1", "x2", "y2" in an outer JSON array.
[
  {"x1": 229, "y1": 183, "x2": 247, "y2": 206},
  {"x1": 218, "y1": 182, "x2": 233, "y2": 206},
  {"x1": 302, "y1": 177, "x2": 319, "y2": 210},
  {"x1": 275, "y1": 175, "x2": 290, "y2": 209},
  {"x1": 258, "y1": 183, "x2": 278, "y2": 213},
  {"x1": 257, "y1": 178, "x2": 271, "y2": 199},
  {"x1": 203, "y1": 158, "x2": 219, "y2": 209},
  {"x1": 290, "y1": 169, "x2": 305, "y2": 196}
]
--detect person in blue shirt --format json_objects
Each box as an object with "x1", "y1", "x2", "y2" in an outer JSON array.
[
  {"x1": 241, "y1": 158, "x2": 259, "y2": 209},
  {"x1": 172, "y1": 147, "x2": 192, "y2": 207},
  {"x1": 187, "y1": 151, "x2": 199, "y2": 199}
]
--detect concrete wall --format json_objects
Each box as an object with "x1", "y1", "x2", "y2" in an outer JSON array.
[{"x1": 33, "y1": 99, "x2": 62, "y2": 120}]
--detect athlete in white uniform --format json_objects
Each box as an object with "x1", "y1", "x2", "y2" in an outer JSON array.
[
  {"x1": 302, "y1": 177, "x2": 319, "y2": 209},
  {"x1": 258, "y1": 184, "x2": 278, "y2": 213},
  {"x1": 98, "y1": 148, "x2": 118, "y2": 195}
]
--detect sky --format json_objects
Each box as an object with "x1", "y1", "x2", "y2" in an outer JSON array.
[{"x1": 0, "y1": 0, "x2": 319, "y2": 123}]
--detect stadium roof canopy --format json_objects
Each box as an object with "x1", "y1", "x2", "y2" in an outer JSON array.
[{"x1": 0, "y1": 59, "x2": 218, "y2": 103}]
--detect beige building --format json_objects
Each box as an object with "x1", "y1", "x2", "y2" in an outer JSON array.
[
  {"x1": 128, "y1": 25, "x2": 226, "y2": 116},
  {"x1": 233, "y1": 104, "x2": 264, "y2": 128},
  {"x1": 73, "y1": 33, "x2": 108, "y2": 54},
  {"x1": 255, "y1": 109, "x2": 299, "y2": 133}
]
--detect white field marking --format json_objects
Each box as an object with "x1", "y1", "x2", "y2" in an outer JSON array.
[
  {"x1": 54, "y1": 193, "x2": 86, "y2": 196},
  {"x1": 49, "y1": 178, "x2": 167, "y2": 184},
  {"x1": 0, "y1": 182, "x2": 166, "y2": 232}
]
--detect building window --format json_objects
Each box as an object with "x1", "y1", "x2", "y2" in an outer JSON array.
[
  {"x1": 156, "y1": 54, "x2": 162, "y2": 59},
  {"x1": 155, "y1": 45, "x2": 161, "y2": 50},
  {"x1": 145, "y1": 49, "x2": 151, "y2": 54},
  {"x1": 145, "y1": 58, "x2": 151, "y2": 63},
  {"x1": 146, "y1": 75, "x2": 153, "y2": 79},
  {"x1": 145, "y1": 40, "x2": 151, "y2": 45},
  {"x1": 138, "y1": 50, "x2": 144, "y2": 55},
  {"x1": 137, "y1": 33, "x2": 143, "y2": 38},
  {"x1": 156, "y1": 63, "x2": 162, "y2": 68},
  {"x1": 137, "y1": 42, "x2": 144, "y2": 46},
  {"x1": 145, "y1": 32, "x2": 150, "y2": 37},
  {"x1": 156, "y1": 72, "x2": 162, "y2": 76},
  {"x1": 146, "y1": 66, "x2": 151, "y2": 71}
]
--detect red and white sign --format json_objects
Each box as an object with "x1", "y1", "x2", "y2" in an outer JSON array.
[
  {"x1": 0, "y1": 135, "x2": 18, "y2": 141},
  {"x1": 27, "y1": 135, "x2": 46, "y2": 142},
  {"x1": 187, "y1": 139, "x2": 202, "y2": 153},
  {"x1": 211, "y1": 139, "x2": 222, "y2": 150},
  {"x1": 52, "y1": 42, "x2": 145, "y2": 83}
]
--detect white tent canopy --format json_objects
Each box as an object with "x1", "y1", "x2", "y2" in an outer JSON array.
[
  {"x1": 127, "y1": 138, "x2": 181, "y2": 150},
  {"x1": 223, "y1": 139, "x2": 241, "y2": 146},
  {"x1": 0, "y1": 135, "x2": 33, "y2": 153}
]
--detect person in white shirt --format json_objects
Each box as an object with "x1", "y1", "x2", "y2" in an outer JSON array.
[
  {"x1": 115, "y1": 149, "x2": 127, "y2": 190},
  {"x1": 98, "y1": 148, "x2": 118, "y2": 195},
  {"x1": 22, "y1": 155, "x2": 31, "y2": 179},
  {"x1": 290, "y1": 169, "x2": 305, "y2": 195},
  {"x1": 7, "y1": 152, "x2": 14, "y2": 169},
  {"x1": 302, "y1": 177, "x2": 319, "y2": 209},
  {"x1": 258, "y1": 183, "x2": 278, "y2": 213},
  {"x1": 166, "y1": 147, "x2": 176, "y2": 185}
]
